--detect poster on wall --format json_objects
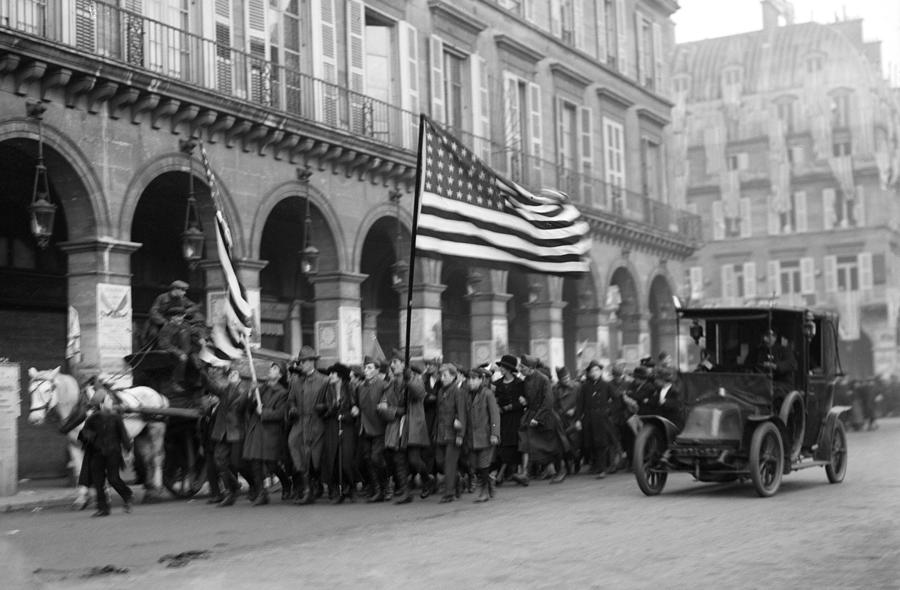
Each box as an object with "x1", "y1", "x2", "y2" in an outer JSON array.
[
  {"x1": 97, "y1": 283, "x2": 133, "y2": 375},
  {"x1": 338, "y1": 306, "x2": 362, "y2": 365}
]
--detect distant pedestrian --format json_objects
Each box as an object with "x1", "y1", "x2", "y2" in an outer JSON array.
[{"x1": 78, "y1": 390, "x2": 133, "y2": 517}]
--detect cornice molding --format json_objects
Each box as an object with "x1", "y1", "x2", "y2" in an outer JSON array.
[
  {"x1": 548, "y1": 61, "x2": 593, "y2": 88},
  {"x1": 428, "y1": 0, "x2": 488, "y2": 36},
  {"x1": 494, "y1": 33, "x2": 544, "y2": 64},
  {"x1": 596, "y1": 86, "x2": 635, "y2": 109}
]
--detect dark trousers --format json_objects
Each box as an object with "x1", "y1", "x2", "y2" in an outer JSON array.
[
  {"x1": 360, "y1": 434, "x2": 387, "y2": 489},
  {"x1": 435, "y1": 443, "x2": 461, "y2": 494},
  {"x1": 406, "y1": 445, "x2": 430, "y2": 478},
  {"x1": 384, "y1": 448, "x2": 409, "y2": 494},
  {"x1": 90, "y1": 453, "x2": 132, "y2": 511},
  {"x1": 249, "y1": 459, "x2": 290, "y2": 496},
  {"x1": 214, "y1": 440, "x2": 251, "y2": 494}
]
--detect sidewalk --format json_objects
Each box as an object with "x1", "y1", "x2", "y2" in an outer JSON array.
[{"x1": 1, "y1": 478, "x2": 80, "y2": 513}]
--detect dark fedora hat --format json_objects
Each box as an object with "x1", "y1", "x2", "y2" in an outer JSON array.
[
  {"x1": 497, "y1": 354, "x2": 519, "y2": 372},
  {"x1": 297, "y1": 345, "x2": 319, "y2": 361}
]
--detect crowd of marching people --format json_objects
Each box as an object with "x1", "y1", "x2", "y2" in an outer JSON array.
[{"x1": 191, "y1": 345, "x2": 681, "y2": 509}]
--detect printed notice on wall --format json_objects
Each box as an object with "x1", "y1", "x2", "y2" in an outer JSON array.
[{"x1": 97, "y1": 283, "x2": 133, "y2": 375}]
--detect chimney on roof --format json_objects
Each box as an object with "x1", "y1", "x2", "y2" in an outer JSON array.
[{"x1": 761, "y1": 0, "x2": 795, "y2": 31}]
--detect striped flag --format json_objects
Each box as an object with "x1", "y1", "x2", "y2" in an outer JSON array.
[
  {"x1": 199, "y1": 143, "x2": 253, "y2": 358},
  {"x1": 415, "y1": 115, "x2": 591, "y2": 275}
]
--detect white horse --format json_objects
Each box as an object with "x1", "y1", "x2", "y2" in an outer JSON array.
[{"x1": 27, "y1": 367, "x2": 169, "y2": 507}]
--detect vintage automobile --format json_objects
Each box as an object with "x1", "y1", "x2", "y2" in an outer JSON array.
[{"x1": 633, "y1": 306, "x2": 848, "y2": 497}]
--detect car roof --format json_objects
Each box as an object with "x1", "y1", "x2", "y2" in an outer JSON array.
[{"x1": 678, "y1": 305, "x2": 838, "y2": 322}]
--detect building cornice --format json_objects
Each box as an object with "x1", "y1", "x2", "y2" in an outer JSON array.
[
  {"x1": 428, "y1": 0, "x2": 488, "y2": 36},
  {"x1": 636, "y1": 106, "x2": 670, "y2": 127},
  {"x1": 596, "y1": 86, "x2": 635, "y2": 109},
  {"x1": 494, "y1": 33, "x2": 545, "y2": 64},
  {"x1": 583, "y1": 210, "x2": 700, "y2": 259},
  {"x1": 548, "y1": 61, "x2": 594, "y2": 88}
]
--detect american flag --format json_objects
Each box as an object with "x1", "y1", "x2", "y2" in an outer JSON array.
[
  {"x1": 199, "y1": 143, "x2": 253, "y2": 358},
  {"x1": 415, "y1": 115, "x2": 591, "y2": 275}
]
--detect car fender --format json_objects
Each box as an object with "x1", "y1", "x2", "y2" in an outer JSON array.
[
  {"x1": 814, "y1": 405, "x2": 851, "y2": 461},
  {"x1": 636, "y1": 415, "x2": 680, "y2": 444}
]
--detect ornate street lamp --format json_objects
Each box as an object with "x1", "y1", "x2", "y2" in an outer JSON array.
[
  {"x1": 179, "y1": 140, "x2": 205, "y2": 267},
  {"x1": 26, "y1": 102, "x2": 56, "y2": 248},
  {"x1": 298, "y1": 167, "x2": 319, "y2": 276},
  {"x1": 389, "y1": 187, "x2": 408, "y2": 288}
]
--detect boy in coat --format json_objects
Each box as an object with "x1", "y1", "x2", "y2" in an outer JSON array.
[
  {"x1": 465, "y1": 367, "x2": 500, "y2": 503},
  {"x1": 79, "y1": 390, "x2": 133, "y2": 517},
  {"x1": 434, "y1": 363, "x2": 467, "y2": 503}
]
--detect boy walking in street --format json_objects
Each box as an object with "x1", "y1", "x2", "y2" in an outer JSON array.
[
  {"x1": 465, "y1": 367, "x2": 500, "y2": 503},
  {"x1": 79, "y1": 390, "x2": 134, "y2": 517}
]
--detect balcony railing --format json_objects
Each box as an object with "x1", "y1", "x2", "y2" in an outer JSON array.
[{"x1": 1, "y1": 0, "x2": 701, "y2": 242}]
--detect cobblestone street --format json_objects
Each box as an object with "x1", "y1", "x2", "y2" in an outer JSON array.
[{"x1": 2, "y1": 418, "x2": 898, "y2": 590}]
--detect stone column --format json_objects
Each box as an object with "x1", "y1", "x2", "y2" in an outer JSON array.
[
  {"x1": 59, "y1": 237, "x2": 141, "y2": 376},
  {"x1": 574, "y1": 306, "x2": 604, "y2": 371},
  {"x1": 525, "y1": 275, "x2": 566, "y2": 373},
  {"x1": 466, "y1": 267, "x2": 511, "y2": 367},
  {"x1": 361, "y1": 309, "x2": 381, "y2": 359},
  {"x1": 309, "y1": 271, "x2": 366, "y2": 367},
  {"x1": 398, "y1": 256, "x2": 445, "y2": 360}
]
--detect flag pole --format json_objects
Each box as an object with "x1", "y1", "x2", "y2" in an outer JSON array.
[{"x1": 403, "y1": 114, "x2": 428, "y2": 369}]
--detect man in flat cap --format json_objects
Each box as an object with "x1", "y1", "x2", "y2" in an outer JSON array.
[
  {"x1": 286, "y1": 345, "x2": 328, "y2": 504},
  {"x1": 157, "y1": 305, "x2": 193, "y2": 395},
  {"x1": 146, "y1": 280, "x2": 196, "y2": 347},
  {"x1": 357, "y1": 356, "x2": 389, "y2": 502}
]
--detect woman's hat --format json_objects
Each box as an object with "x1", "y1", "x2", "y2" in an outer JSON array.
[
  {"x1": 326, "y1": 363, "x2": 351, "y2": 381},
  {"x1": 497, "y1": 354, "x2": 519, "y2": 372}
]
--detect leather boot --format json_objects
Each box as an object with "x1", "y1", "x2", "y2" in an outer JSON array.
[
  {"x1": 293, "y1": 473, "x2": 313, "y2": 505},
  {"x1": 474, "y1": 470, "x2": 490, "y2": 503},
  {"x1": 251, "y1": 490, "x2": 269, "y2": 506},
  {"x1": 366, "y1": 484, "x2": 385, "y2": 503},
  {"x1": 419, "y1": 474, "x2": 435, "y2": 499},
  {"x1": 218, "y1": 492, "x2": 236, "y2": 507}
]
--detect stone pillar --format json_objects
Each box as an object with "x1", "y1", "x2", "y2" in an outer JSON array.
[
  {"x1": 398, "y1": 257, "x2": 445, "y2": 360},
  {"x1": 526, "y1": 275, "x2": 566, "y2": 373},
  {"x1": 362, "y1": 309, "x2": 381, "y2": 359},
  {"x1": 309, "y1": 271, "x2": 366, "y2": 367},
  {"x1": 59, "y1": 238, "x2": 141, "y2": 376},
  {"x1": 574, "y1": 307, "x2": 604, "y2": 371},
  {"x1": 201, "y1": 258, "x2": 268, "y2": 348},
  {"x1": 466, "y1": 267, "x2": 511, "y2": 367}
]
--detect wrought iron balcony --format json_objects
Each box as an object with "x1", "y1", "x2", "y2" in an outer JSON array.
[{"x1": 1, "y1": 0, "x2": 701, "y2": 245}]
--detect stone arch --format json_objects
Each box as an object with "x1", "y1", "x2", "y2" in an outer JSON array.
[
  {"x1": 647, "y1": 270, "x2": 677, "y2": 358},
  {"x1": 250, "y1": 180, "x2": 348, "y2": 271},
  {"x1": 119, "y1": 152, "x2": 245, "y2": 255},
  {"x1": 352, "y1": 201, "x2": 414, "y2": 273},
  {"x1": 606, "y1": 262, "x2": 642, "y2": 364},
  {"x1": 0, "y1": 117, "x2": 105, "y2": 239},
  {"x1": 603, "y1": 257, "x2": 644, "y2": 311}
]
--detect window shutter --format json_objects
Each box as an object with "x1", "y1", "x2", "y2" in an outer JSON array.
[
  {"x1": 581, "y1": 106, "x2": 593, "y2": 202},
  {"x1": 712, "y1": 200, "x2": 725, "y2": 240},
  {"x1": 471, "y1": 55, "x2": 491, "y2": 161},
  {"x1": 73, "y1": 0, "x2": 97, "y2": 51},
  {"x1": 634, "y1": 11, "x2": 645, "y2": 85},
  {"x1": 429, "y1": 35, "x2": 445, "y2": 124},
  {"x1": 574, "y1": 0, "x2": 586, "y2": 51},
  {"x1": 347, "y1": 0, "x2": 367, "y2": 133},
  {"x1": 247, "y1": 0, "x2": 269, "y2": 104},
  {"x1": 854, "y1": 185, "x2": 865, "y2": 227},
  {"x1": 529, "y1": 81, "x2": 543, "y2": 186},
  {"x1": 743, "y1": 262, "x2": 757, "y2": 299},
  {"x1": 721, "y1": 265, "x2": 736, "y2": 300},
  {"x1": 595, "y1": 0, "x2": 607, "y2": 63},
  {"x1": 767, "y1": 195, "x2": 780, "y2": 235},
  {"x1": 616, "y1": 0, "x2": 628, "y2": 76},
  {"x1": 790, "y1": 145, "x2": 805, "y2": 165},
  {"x1": 739, "y1": 197, "x2": 752, "y2": 237},
  {"x1": 550, "y1": 0, "x2": 562, "y2": 36},
  {"x1": 823, "y1": 255, "x2": 837, "y2": 293},
  {"x1": 214, "y1": 0, "x2": 233, "y2": 94},
  {"x1": 690, "y1": 266, "x2": 704, "y2": 300},
  {"x1": 822, "y1": 188, "x2": 837, "y2": 230},
  {"x1": 398, "y1": 21, "x2": 420, "y2": 149},
  {"x1": 524, "y1": 0, "x2": 535, "y2": 22},
  {"x1": 794, "y1": 190, "x2": 808, "y2": 232},
  {"x1": 767, "y1": 260, "x2": 781, "y2": 297},
  {"x1": 859, "y1": 252, "x2": 873, "y2": 290},
  {"x1": 800, "y1": 257, "x2": 815, "y2": 295},
  {"x1": 652, "y1": 20, "x2": 663, "y2": 93},
  {"x1": 311, "y1": 0, "x2": 337, "y2": 83},
  {"x1": 556, "y1": 97, "x2": 569, "y2": 171},
  {"x1": 738, "y1": 152, "x2": 750, "y2": 170},
  {"x1": 503, "y1": 71, "x2": 522, "y2": 178}
]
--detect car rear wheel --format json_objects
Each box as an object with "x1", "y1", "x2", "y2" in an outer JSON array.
[
  {"x1": 749, "y1": 421, "x2": 784, "y2": 497},
  {"x1": 634, "y1": 424, "x2": 668, "y2": 496},
  {"x1": 825, "y1": 420, "x2": 848, "y2": 484}
]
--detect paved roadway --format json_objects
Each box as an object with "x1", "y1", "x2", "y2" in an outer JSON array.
[{"x1": 3, "y1": 419, "x2": 899, "y2": 590}]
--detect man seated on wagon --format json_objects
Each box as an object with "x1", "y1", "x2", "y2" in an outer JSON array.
[
  {"x1": 146, "y1": 280, "x2": 196, "y2": 346},
  {"x1": 157, "y1": 305, "x2": 193, "y2": 396}
]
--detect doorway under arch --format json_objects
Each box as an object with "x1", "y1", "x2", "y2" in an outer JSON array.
[{"x1": 440, "y1": 257, "x2": 471, "y2": 366}]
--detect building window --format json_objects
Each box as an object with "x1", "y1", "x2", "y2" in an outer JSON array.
[
  {"x1": 558, "y1": 100, "x2": 578, "y2": 172},
  {"x1": 603, "y1": 116, "x2": 625, "y2": 190},
  {"x1": 831, "y1": 92, "x2": 851, "y2": 128},
  {"x1": 835, "y1": 255, "x2": 859, "y2": 292},
  {"x1": 503, "y1": 71, "x2": 543, "y2": 186},
  {"x1": 727, "y1": 152, "x2": 749, "y2": 171},
  {"x1": 443, "y1": 51, "x2": 465, "y2": 132},
  {"x1": 498, "y1": 0, "x2": 533, "y2": 20},
  {"x1": 641, "y1": 138, "x2": 662, "y2": 201},
  {"x1": 722, "y1": 261, "x2": 756, "y2": 300},
  {"x1": 560, "y1": 0, "x2": 576, "y2": 45},
  {"x1": 832, "y1": 141, "x2": 851, "y2": 157},
  {"x1": 779, "y1": 260, "x2": 802, "y2": 295},
  {"x1": 775, "y1": 97, "x2": 795, "y2": 134}
]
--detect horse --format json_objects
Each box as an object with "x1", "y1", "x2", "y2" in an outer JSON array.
[{"x1": 27, "y1": 367, "x2": 169, "y2": 507}]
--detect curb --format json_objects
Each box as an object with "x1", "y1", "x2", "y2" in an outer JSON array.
[{"x1": 2, "y1": 493, "x2": 80, "y2": 513}]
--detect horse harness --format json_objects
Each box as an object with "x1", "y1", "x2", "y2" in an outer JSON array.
[{"x1": 28, "y1": 376, "x2": 58, "y2": 415}]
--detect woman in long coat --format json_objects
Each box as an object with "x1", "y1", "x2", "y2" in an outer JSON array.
[
  {"x1": 320, "y1": 363, "x2": 360, "y2": 503},
  {"x1": 243, "y1": 362, "x2": 291, "y2": 505},
  {"x1": 492, "y1": 355, "x2": 524, "y2": 484}
]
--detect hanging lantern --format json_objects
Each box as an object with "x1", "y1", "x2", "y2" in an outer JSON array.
[
  {"x1": 27, "y1": 102, "x2": 56, "y2": 248},
  {"x1": 180, "y1": 141, "x2": 205, "y2": 267},
  {"x1": 299, "y1": 167, "x2": 319, "y2": 276}
]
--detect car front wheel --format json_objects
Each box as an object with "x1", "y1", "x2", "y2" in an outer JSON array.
[
  {"x1": 825, "y1": 420, "x2": 848, "y2": 484},
  {"x1": 633, "y1": 423, "x2": 668, "y2": 496},
  {"x1": 749, "y1": 421, "x2": 784, "y2": 497}
]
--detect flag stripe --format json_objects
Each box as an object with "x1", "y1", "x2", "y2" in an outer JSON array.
[{"x1": 415, "y1": 116, "x2": 590, "y2": 275}]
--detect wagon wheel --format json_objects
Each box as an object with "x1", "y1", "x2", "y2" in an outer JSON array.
[
  {"x1": 749, "y1": 422, "x2": 784, "y2": 497},
  {"x1": 163, "y1": 424, "x2": 207, "y2": 498},
  {"x1": 633, "y1": 423, "x2": 668, "y2": 496},
  {"x1": 825, "y1": 420, "x2": 848, "y2": 484}
]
